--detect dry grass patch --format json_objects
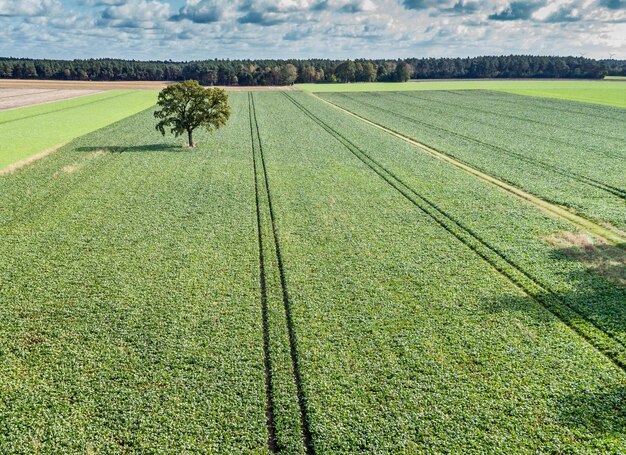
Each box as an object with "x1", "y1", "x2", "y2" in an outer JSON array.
[
  {"x1": 545, "y1": 231, "x2": 626, "y2": 287},
  {"x1": 0, "y1": 144, "x2": 65, "y2": 176},
  {"x1": 55, "y1": 150, "x2": 107, "y2": 176}
]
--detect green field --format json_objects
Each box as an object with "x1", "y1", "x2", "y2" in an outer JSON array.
[
  {"x1": 0, "y1": 91, "x2": 157, "y2": 170},
  {"x1": 298, "y1": 80, "x2": 626, "y2": 108},
  {"x1": 0, "y1": 89, "x2": 625, "y2": 453},
  {"x1": 317, "y1": 90, "x2": 626, "y2": 232}
]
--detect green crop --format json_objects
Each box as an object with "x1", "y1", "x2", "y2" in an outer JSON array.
[
  {"x1": 0, "y1": 91, "x2": 158, "y2": 170},
  {"x1": 250, "y1": 92, "x2": 625, "y2": 453},
  {"x1": 298, "y1": 80, "x2": 626, "y2": 108},
  {"x1": 0, "y1": 91, "x2": 624, "y2": 453},
  {"x1": 0, "y1": 94, "x2": 269, "y2": 453},
  {"x1": 318, "y1": 90, "x2": 626, "y2": 232}
]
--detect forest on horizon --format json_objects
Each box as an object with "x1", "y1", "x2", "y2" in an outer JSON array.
[{"x1": 1, "y1": 55, "x2": 623, "y2": 86}]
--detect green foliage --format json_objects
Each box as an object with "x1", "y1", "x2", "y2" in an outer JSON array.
[
  {"x1": 0, "y1": 91, "x2": 157, "y2": 170},
  {"x1": 0, "y1": 55, "x2": 611, "y2": 84},
  {"x1": 0, "y1": 96, "x2": 268, "y2": 452},
  {"x1": 299, "y1": 80, "x2": 626, "y2": 108},
  {"x1": 251, "y1": 92, "x2": 626, "y2": 452},
  {"x1": 1, "y1": 91, "x2": 625, "y2": 453},
  {"x1": 320, "y1": 90, "x2": 626, "y2": 230},
  {"x1": 394, "y1": 61, "x2": 411, "y2": 82},
  {"x1": 154, "y1": 80, "x2": 231, "y2": 147},
  {"x1": 334, "y1": 61, "x2": 356, "y2": 83}
]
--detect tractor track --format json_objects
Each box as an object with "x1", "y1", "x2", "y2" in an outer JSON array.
[
  {"x1": 392, "y1": 91, "x2": 626, "y2": 160},
  {"x1": 283, "y1": 91, "x2": 626, "y2": 374},
  {"x1": 332, "y1": 93, "x2": 626, "y2": 200},
  {"x1": 248, "y1": 93, "x2": 278, "y2": 453},
  {"x1": 249, "y1": 93, "x2": 315, "y2": 455},
  {"x1": 315, "y1": 93, "x2": 626, "y2": 245},
  {"x1": 411, "y1": 91, "x2": 625, "y2": 142}
]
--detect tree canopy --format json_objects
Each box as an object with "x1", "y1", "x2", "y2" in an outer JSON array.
[
  {"x1": 154, "y1": 80, "x2": 231, "y2": 147},
  {"x1": 0, "y1": 55, "x2": 614, "y2": 85}
]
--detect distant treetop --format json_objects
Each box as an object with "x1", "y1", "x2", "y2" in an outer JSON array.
[{"x1": 0, "y1": 55, "x2": 614, "y2": 85}]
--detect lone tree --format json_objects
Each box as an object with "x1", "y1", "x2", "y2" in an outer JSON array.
[{"x1": 154, "y1": 80, "x2": 231, "y2": 147}]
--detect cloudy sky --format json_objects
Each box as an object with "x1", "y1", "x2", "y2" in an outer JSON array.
[{"x1": 0, "y1": 0, "x2": 624, "y2": 60}]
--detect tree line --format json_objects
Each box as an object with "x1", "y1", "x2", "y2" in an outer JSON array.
[{"x1": 0, "y1": 55, "x2": 615, "y2": 85}]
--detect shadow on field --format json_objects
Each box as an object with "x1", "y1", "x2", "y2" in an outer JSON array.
[
  {"x1": 547, "y1": 241, "x2": 626, "y2": 288},
  {"x1": 75, "y1": 144, "x2": 183, "y2": 153},
  {"x1": 555, "y1": 386, "x2": 626, "y2": 435},
  {"x1": 481, "y1": 248, "x2": 626, "y2": 349}
]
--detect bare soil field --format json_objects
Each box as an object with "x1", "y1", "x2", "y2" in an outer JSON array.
[
  {"x1": 0, "y1": 79, "x2": 299, "y2": 92},
  {"x1": 0, "y1": 88, "x2": 102, "y2": 110},
  {"x1": 0, "y1": 79, "x2": 169, "y2": 90}
]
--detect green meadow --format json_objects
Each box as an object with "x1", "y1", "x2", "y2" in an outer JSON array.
[
  {"x1": 0, "y1": 88, "x2": 625, "y2": 453},
  {"x1": 297, "y1": 80, "x2": 626, "y2": 108},
  {"x1": 0, "y1": 91, "x2": 157, "y2": 170}
]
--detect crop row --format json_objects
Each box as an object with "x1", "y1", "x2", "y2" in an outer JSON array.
[
  {"x1": 326, "y1": 93, "x2": 625, "y2": 200},
  {"x1": 1, "y1": 91, "x2": 625, "y2": 453},
  {"x1": 294, "y1": 92, "x2": 626, "y2": 348},
  {"x1": 400, "y1": 90, "x2": 625, "y2": 151},
  {"x1": 251, "y1": 92, "x2": 626, "y2": 453},
  {"x1": 319, "y1": 91, "x2": 626, "y2": 231},
  {"x1": 283, "y1": 91, "x2": 626, "y2": 371},
  {"x1": 332, "y1": 91, "x2": 626, "y2": 195},
  {"x1": 0, "y1": 94, "x2": 270, "y2": 453}
]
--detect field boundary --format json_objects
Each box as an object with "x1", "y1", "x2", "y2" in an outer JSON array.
[
  {"x1": 311, "y1": 93, "x2": 626, "y2": 247},
  {"x1": 0, "y1": 143, "x2": 65, "y2": 176},
  {"x1": 284, "y1": 91, "x2": 626, "y2": 373}
]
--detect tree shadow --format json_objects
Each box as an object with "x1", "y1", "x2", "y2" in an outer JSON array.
[
  {"x1": 483, "y1": 236, "x2": 626, "y2": 344},
  {"x1": 74, "y1": 144, "x2": 185, "y2": 153},
  {"x1": 480, "y1": 242, "x2": 626, "y2": 438},
  {"x1": 555, "y1": 386, "x2": 626, "y2": 435}
]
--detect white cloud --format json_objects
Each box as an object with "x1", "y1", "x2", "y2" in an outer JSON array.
[
  {"x1": 0, "y1": 0, "x2": 624, "y2": 59},
  {"x1": 101, "y1": 0, "x2": 170, "y2": 22},
  {"x1": 0, "y1": 0, "x2": 62, "y2": 17}
]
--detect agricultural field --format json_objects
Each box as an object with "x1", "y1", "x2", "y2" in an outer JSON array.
[
  {"x1": 0, "y1": 90, "x2": 157, "y2": 170},
  {"x1": 0, "y1": 87, "x2": 625, "y2": 453},
  {"x1": 298, "y1": 80, "x2": 626, "y2": 108},
  {"x1": 317, "y1": 90, "x2": 626, "y2": 233},
  {"x1": 0, "y1": 88, "x2": 103, "y2": 111}
]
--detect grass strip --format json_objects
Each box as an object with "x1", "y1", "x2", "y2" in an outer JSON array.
[{"x1": 0, "y1": 91, "x2": 157, "y2": 170}]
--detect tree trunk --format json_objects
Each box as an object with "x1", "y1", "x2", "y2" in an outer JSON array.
[{"x1": 188, "y1": 129, "x2": 194, "y2": 147}]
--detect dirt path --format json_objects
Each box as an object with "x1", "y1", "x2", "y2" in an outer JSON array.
[
  {"x1": 311, "y1": 92, "x2": 626, "y2": 247},
  {"x1": 0, "y1": 79, "x2": 168, "y2": 90}
]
